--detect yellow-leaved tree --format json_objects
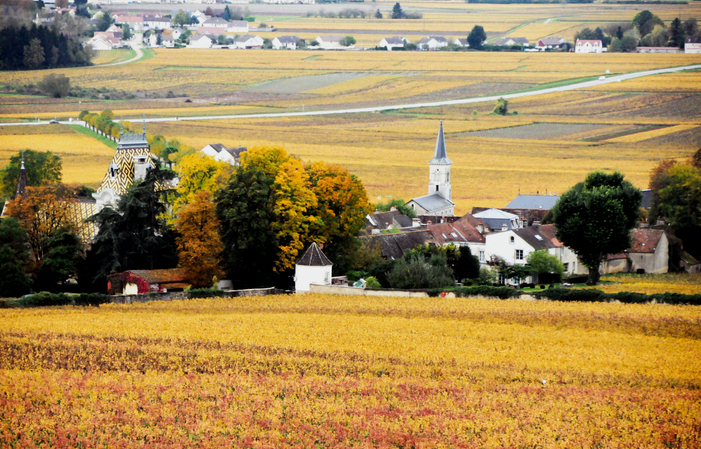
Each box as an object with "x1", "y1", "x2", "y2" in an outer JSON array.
[
  {"x1": 173, "y1": 153, "x2": 232, "y2": 218},
  {"x1": 175, "y1": 190, "x2": 223, "y2": 288}
]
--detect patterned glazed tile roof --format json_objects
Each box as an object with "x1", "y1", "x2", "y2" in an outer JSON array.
[
  {"x1": 97, "y1": 146, "x2": 154, "y2": 196},
  {"x1": 68, "y1": 200, "x2": 99, "y2": 243}
]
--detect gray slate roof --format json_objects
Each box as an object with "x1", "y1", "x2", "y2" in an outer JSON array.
[
  {"x1": 297, "y1": 242, "x2": 332, "y2": 266},
  {"x1": 429, "y1": 121, "x2": 452, "y2": 165},
  {"x1": 363, "y1": 230, "x2": 437, "y2": 260},
  {"x1": 513, "y1": 225, "x2": 560, "y2": 251},
  {"x1": 505, "y1": 194, "x2": 560, "y2": 210},
  {"x1": 410, "y1": 193, "x2": 455, "y2": 213},
  {"x1": 383, "y1": 36, "x2": 406, "y2": 45},
  {"x1": 276, "y1": 35, "x2": 301, "y2": 44}
]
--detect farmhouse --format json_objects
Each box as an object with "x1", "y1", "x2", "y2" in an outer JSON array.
[
  {"x1": 143, "y1": 15, "x2": 171, "y2": 31},
  {"x1": 200, "y1": 143, "x2": 247, "y2": 165},
  {"x1": 428, "y1": 214, "x2": 487, "y2": 263},
  {"x1": 272, "y1": 36, "x2": 303, "y2": 50},
  {"x1": 233, "y1": 35, "x2": 264, "y2": 49},
  {"x1": 188, "y1": 34, "x2": 215, "y2": 49},
  {"x1": 575, "y1": 39, "x2": 604, "y2": 53},
  {"x1": 494, "y1": 37, "x2": 529, "y2": 47},
  {"x1": 535, "y1": 37, "x2": 567, "y2": 50},
  {"x1": 316, "y1": 35, "x2": 344, "y2": 49},
  {"x1": 417, "y1": 36, "x2": 448, "y2": 50},
  {"x1": 453, "y1": 38, "x2": 469, "y2": 47},
  {"x1": 199, "y1": 17, "x2": 229, "y2": 35},
  {"x1": 86, "y1": 35, "x2": 114, "y2": 51},
  {"x1": 380, "y1": 36, "x2": 408, "y2": 50},
  {"x1": 602, "y1": 228, "x2": 669, "y2": 275},
  {"x1": 406, "y1": 122, "x2": 455, "y2": 217},
  {"x1": 227, "y1": 20, "x2": 249, "y2": 33}
]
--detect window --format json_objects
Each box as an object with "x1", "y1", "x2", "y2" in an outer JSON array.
[
  {"x1": 510, "y1": 236, "x2": 515, "y2": 244},
  {"x1": 479, "y1": 251, "x2": 485, "y2": 263},
  {"x1": 563, "y1": 263, "x2": 569, "y2": 272},
  {"x1": 534, "y1": 235, "x2": 543, "y2": 241},
  {"x1": 515, "y1": 250, "x2": 524, "y2": 260}
]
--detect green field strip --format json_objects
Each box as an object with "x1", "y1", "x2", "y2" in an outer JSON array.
[{"x1": 68, "y1": 124, "x2": 117, "y2": 150}]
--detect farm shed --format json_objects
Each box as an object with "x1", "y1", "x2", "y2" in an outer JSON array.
[{"x1": 108, "y1": 269, "x2": 191, "y2": 295}]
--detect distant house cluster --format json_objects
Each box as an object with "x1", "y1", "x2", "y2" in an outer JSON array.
[{"x1": 362, "y1": 122, "x2": 675, "y2": 284}]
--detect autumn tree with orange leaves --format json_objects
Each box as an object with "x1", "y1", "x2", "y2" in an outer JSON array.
[{"x1": 176, "y1": 191, "x2": 223, "y2": 288}]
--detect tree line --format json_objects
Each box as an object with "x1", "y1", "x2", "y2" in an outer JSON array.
[{"x1": 0, "y1": 24, "x2": 92, "y2": 71}]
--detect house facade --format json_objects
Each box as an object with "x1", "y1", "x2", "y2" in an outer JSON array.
[
  {"x1": 316, "y1": 35, "x2": 344, "y2": 49},
  {"x1": 234, "y1": 35, "x2": 264, "y2": 49},
  {"x1": 417, "y1": 36, "x2": 448, "y2": 50},
  {"x1": 272, "y1": 36, "x2": 302, "y2": 49},
  {"x1": 685, "y1": 36, "x2": 701, "y2": 54},
  {"x1": 188, "y1": 34, "x2": 214, "y2": 48},
  {"x1": 200, "y1": 143, "x2": 247, "y2": 165},
  {"x1": 380, "y1": 36, "x2": 408, "y2": 50},
  {"x1": 406, "y1": 122, "x2": 455, "y2": 216},
  {"x1": 575, "y1": 39, "x2": 604, "y2": 53},
  {"x1": 494, "y1": 37, "x2": 529, "y2": 47},
  {"x1": 227, "y1": 20, "x2": 249, "y2": 33},
  {"x1": 453, "y1": 38, "x2": 469, "y2": 47},
  {"x1": 536, "y1": 37, "x2": 567, "y2": 49},
  {"x1": 199, "y1": 17, "x2": 228, "y2": 35}
]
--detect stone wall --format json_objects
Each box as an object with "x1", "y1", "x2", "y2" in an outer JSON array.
[{"x1": 109, "y1": 287, "x2": 278, "y2": 304}]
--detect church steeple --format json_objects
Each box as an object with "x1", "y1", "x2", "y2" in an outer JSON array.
[
  {"x1": 14, "y1": 150, "x2": 27, "y2": 199},
  {"x1": 428, "y1": 121, "x2": 452, "y2": 201}
]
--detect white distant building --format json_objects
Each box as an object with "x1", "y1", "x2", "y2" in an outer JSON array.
[
  {"x1": 199, "y1": 17, "x2": 228, "y2": 35},
  {"x1": 188, "y1": 33, "x2": 214, "y2": 48},
  {"x1": 380, "y1": 36, "x2": 408, "y2": 51},
  {"x1": 86, "y1": 36, "x2": 113, "y2": 51},
  {"x1": 685, "y1": 36, "x2": 701, "y2": 54},
  {"x1": 233, "y1": 34, "x2": 264, "y2": 49},
  {"x1": 161, "y1": 34, "x2": 175, "y2": 48},
  {"x1": 416, "y1": 36, "x2": 448, "y2": 50},
  {"x1": 272, "y1": 35, "x2": 302, "y2": 50},
  {"x1": 494, "y1": 37, "x2": 529, "y2": 47},
  {"x1": 575, "y1": 39, "x2": 604, "y2": 53},
  {"x1": 192, "y1": 10, "x2": 208, "y2": 25},
  {"x1": 405, "y1": 121, "x2": 455, "y2": 216},
  {"x1": 535, "y1": 37, "x2": 567, "y2": 50},
  {"x1": 294, "y1": 243, "x2": 332, "y2": 293},
  {"x1": 227, "y1": 20, "x2": 249, "y2": 33},
  {"x1": 200, "y1": 143, "x2": 247, "y2": 165},
  {"x1": 316, "y1": 35, "x2": 344, "y2": 49},
  {"x1": 144, "y1": 15, "x2": 171, "y2": 30},
  {"x1": 453, "y1": 38, "x2": 469, "y2": 47}
]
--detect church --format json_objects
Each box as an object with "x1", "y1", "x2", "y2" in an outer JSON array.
[{"x1": 405, "y1": 121, "x2": 456, "y2": 216}]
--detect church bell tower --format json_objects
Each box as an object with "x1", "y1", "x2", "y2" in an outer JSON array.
[{"x1": 428, "y1": 121, "x2": 452, "y2": 201}]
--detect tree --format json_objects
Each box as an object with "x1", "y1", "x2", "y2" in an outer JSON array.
[
  {"x1": 223, "y1": 5, "x2": 232, "y2": 21},
  {"x1": 0, "y1": 218, "x2": 32, "y2": 297},
  {"x1": 650, "y1": 163, "x2": 701, "y2": 258},
  {"x1": 38, "y1": 73, "x2": 70, "y2": 98},
  {"x1": 392, "y1": 2, "x2": 403, "y2": 19},
  {"x1": 493, "y1": 97, "x2": 508, "y2": 115},
  {"x1": 34, "y1": 228, "x2": 83, "y2": 292},
  {"x1": 173, "y1": 10, "x2": 191, "y2": 27},
  {"x1": 574, "y1": 27, "x2": 597, "y2": 41},
  {"x1": 453, "y1": 245, "x2": 481, "y2": 282},
  {"x1": 526, "y1": 249, "x2": 564, "y2": 284},
  {"x1": 23, "y1": 38, "x2": 45, "y2": 69},
  {"x1": 82, "y1": 164, "x2": 178, "y2": 291},
  {"x1": 632, "y1": 10, "x2": 654, "y2": 35},
  {"x1": 669, "y1": 18, "x2": 686, "y2": 49},
  {"x1": 375, "y1": 198, "x2": 417, "y2": 218},
  {"x1": 340, "y1": 36, "x2": 356, "y2": 47},
  {"x1": 386, "y1": 252, "x2": 453, "y2": 289},
  {"x1": 640, "y1": 25, "x2": 669, "y2": 47},
  {"x1": 552, "y1": 172, "x2": 642, "y2": 285},
  {"x1": 5, "y1": 184, "x2": 77, "y2": 270},
  {"x1": 467, "y1": 25, "x2": 486, "y2": 49},
  {"x1": 216, "y1": 165, "x2": 278, "y2": 288},
  {"x1": 97, "y1": 11, "x2": 112, "y2": 32},
  {"x1": 609, "y1": 36, "x2": 637, "y2": 53},
  {"x1": 122, "y1": 23, "x2": 131, "y2": 40},
  {"x1": 176, "y1": 191, "x2": 223, "y2": 288},
  {"x1": 0, "y1": 149, "x2": 62, "y2": 198},
  {"x1": 684, "y1": 18, "x2": 698, "y2": 37},
  {"x1": 375, "y1": 9, "x2": 383, "y2": 19}
]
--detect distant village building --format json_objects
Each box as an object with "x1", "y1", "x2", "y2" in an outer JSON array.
[
  {"x1": 144, "y1": 15, "x2": 171, "y2": 31},
  {"x1": 453, "y1": 38, "x2": 469, "y2": 47},
  {"x1": 637, "y1": 47, "x2": 681, "y2": 54},
  {"x1": 294, "y1": 243, "x2": 332, "y2": 293},
  {"x1": 417, "y1": 36, "x2": 448, "y2": 50},
  {"x1": 233, "y1": 35, "x2": 264, "y2": 49},
  {"x1": 107, "y1": 269, "x2": 191, "y2": 295},
  {"x1": 227, "y1": 20, "x2": 249, "y2": 33},
  {"x1": 272, "y1": 36, "x2": 303, "y2": 50},
  {"x1": 380, "y1": 36, "x2": 408, "y2": 50},
  {"x1": 316, "y1": 35, "x2": 344, "y2": 49},
  {"x1": 535, "y1": 37, "x2": 567, "y2": 50},
  {"x1": 494, "y1": 37, "x2": 529, "y2": 47},
  {"x1": 473, "y1": 208, "x2": 521, "y2": 232},
  {"x1": 200, "y1": 143, "x2": 247, "y2": 165},
  {"x1": 684, "y1": 36, "x2": 701, "y2": 54},
  {"x1": 199, "y1": 17, "x2": 229, "y2": 35},
  {"x1": 188, "y1": 33, "x2": 215, "y2": 48},
  {"x1": 405, "y1": 122, "x2": 455, "y2": 216},
  {"x1": 575, "y1": 39, "x2": 604, "y2": 53}
]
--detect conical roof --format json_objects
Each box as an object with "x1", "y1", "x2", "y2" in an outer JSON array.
[
  {"x1": 429, "y1": 121, "x2": 452, "y2": 165},
  {"x1": 296, "y1": 242, "x2": 332, "y2": 266}
]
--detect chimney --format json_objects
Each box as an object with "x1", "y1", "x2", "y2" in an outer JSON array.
[
  {"x1": 133, "y1": 155, "x2": 149, "y2": 182},
  {"x1": 477, "y1": 223, "x2": 484, "y2": 234},
  {"x1": 412, "y1": 218, "x2": 420, "y2": 227}
]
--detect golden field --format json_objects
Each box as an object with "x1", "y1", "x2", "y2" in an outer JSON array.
[
  {"x1": 1, "y1": 294, "x2": 700, "y2": 447},
  {"x1": 596, "y1": 273, "x2": 701, "y2": 295}
]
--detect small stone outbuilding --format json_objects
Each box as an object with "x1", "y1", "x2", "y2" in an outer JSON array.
[{"x1": 294, "y1": 243, "x2": 332, "y2": 293}]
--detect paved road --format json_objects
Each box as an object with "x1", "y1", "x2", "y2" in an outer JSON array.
[
  {"x1": 103, "y1": 43, "x2": 144, "y2": 67},
  {"x1": 3, "y1": 63, "x2": 700, "y2": 127}
]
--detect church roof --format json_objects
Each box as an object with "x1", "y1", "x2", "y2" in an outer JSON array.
[
  {"x1": 505, "y1": 194, "x2": 560, "y2": 210},
  {"x1": 410, "y1": 193, "x2": 455, "y2": 214},
  {"x1": 297, "y1": 242, "x2": 332, "y2": 266},
  {"x1": 429, "y1": 121, "x2": 452, "y2": 165},
  {"x1": 473, "y1": 208, "x2": 519, "y2": 220}
]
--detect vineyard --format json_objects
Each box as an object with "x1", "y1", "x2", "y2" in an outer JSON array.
[{"x1": 1, "y1": 293, "x2": 700, "y2": 447}]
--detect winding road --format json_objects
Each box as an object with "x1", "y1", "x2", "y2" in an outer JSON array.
[{"x1": 2, "y1": 62, "x2": 700, "y2": 127}]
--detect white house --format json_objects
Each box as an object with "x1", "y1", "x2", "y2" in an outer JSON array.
[
  {"x1": 143, "y1": 15, "x2": 171, "y2": 30},
  {"x1": 316, "y1": 35, "x2": 344, "y2": 49},
  {"x1": 161, "y1": 34, "x2": 175, "y2": 48},
  {"x1": 380, "y1": 36, "x2": 408, "y2": 51},
  {"x1": 188, "y1": 33, "x2": 214, "y2": 48},
  {"x1": 453, "y1": 38, "x2": 469, "y2": 47},
  {"x1": 428, "y1": 214, "x2": 487, "y2": 263},
  {"x1": 171, "y1": 28, "x2": 185, "y2": 40},
  {"x1": 685, "y1": 36, "x2": 701, "y2": 54},
  {"x1": 86, "y1": 36, "x2": 113, "y2": 51},
  {"x1": 227, "y1": 20, "x2": 249, "y2": 33},
  {"x1": 406, "y1": 121, "x2": 455, "y2": 216},
  {"x1": 575, "y1": 39, "x2": 604, "y2": 53},
  {"x1": 200, "y1": 143, "x2": 247, "y2": 165},
  {"x1": 272, "y1": 35, "x2": 302, "y2": 50},
  {"x1": 416, "y1": 36, "x2": 448, "y2": 50},
  {"x1": 494, "y1": 37, "x2": 529, "y2": 47},
  {"x1": 233, "y1": 34, "x2": 264, "y2": 49},
  {"x1": 294, "y1": 243, "x2": 332, "y2": 293},
  {"x1": 199, "y1": 17, "x2": 228, "y2": 35},
  {"x1": 192, "y1": 10, "x2": 208, "y2": 25}
]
